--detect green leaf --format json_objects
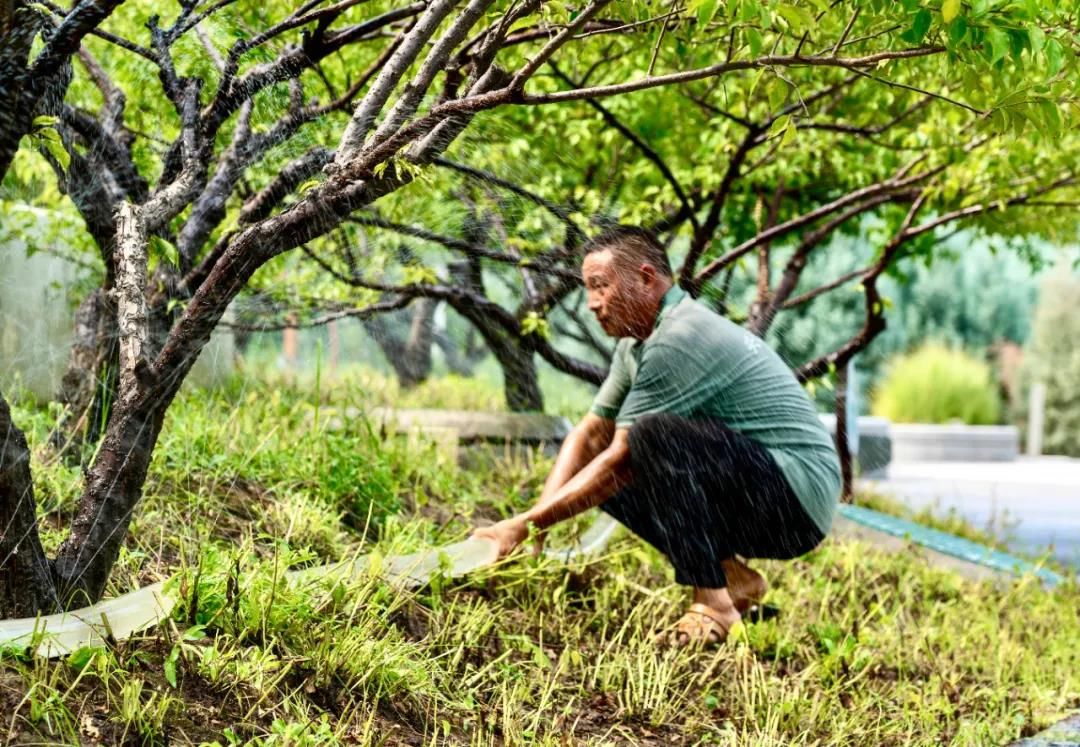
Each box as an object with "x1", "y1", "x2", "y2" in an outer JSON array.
[
  {"x1": 947, "y1": 15, "x2": 968, "y2": 44},
  {"x1": 41, "y1": 135, "x2": 70, "y2": 172},
  {"x1": 769, "y1": 113, "x2": 791, "y2": 137},
  {"x1": 1008, "y1": 29, "x2": 1028, "y2": 63},
  {"x1": 985, "y1": 26, "x2": 1009, "y2": 64},
  {"x1": 297, "y1": 178, "x2": 320, "y2": 194},
  {"x1": 1027, "y1": 26, "x2": 1044, "y2": 56},
  {"x1": 1038, "y1": 99, "x2": 1062, "y2": 136},
  {"x1": 31, "y1": 114, "x2": 59, "y2": 129},
  {"x1": 747, "y1": 68, "x2": 766, "y2": 98},
  {"x1": 745, "y1": 26, "x2": 763, "y2": 57},
  {"x1": 696, "y1": 0, "x2": 718, "y2": 26},
  {"x1": 781, "y1": 116, "x2": 797, "y2": 147},
  {"x1": 67, "y1": 646, "x2": 100, "y2": 672},
  {"x1": 1045, "y1": 38, "x2": 1063, "y2": 75},
  {"x1": 775, "y1": 3, "x2": 813, "y2": 32},
  {"x1": 942, "y1": 0, "x2": 961, "y2": 24},
  {"x1": 520, "y1": 311, "x2": 550, "y2": 339},
  {"x1": 910, "y1": 9, "x2": 932, "y2": 42},
  {"x1": 766, "y1": 79, "x2": 787, "y2": 112},
  {"x1": 402, "y1": 264, "x2": 438, "y2": 285},
  {"x1": 150, "y1": 235, "x2": 180, "y2": 269},
  {"x1": 164, "y1": 656, "x2": 178, "y2": 688}
]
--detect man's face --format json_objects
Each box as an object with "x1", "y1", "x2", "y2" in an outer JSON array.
[{"x1": 582, "y1": 248, "x2": 657, "y2": 339}]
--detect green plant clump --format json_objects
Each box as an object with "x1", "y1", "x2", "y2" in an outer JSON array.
[{"x1": 871, "y1": 343, "x2": 1001, "y2": 425}]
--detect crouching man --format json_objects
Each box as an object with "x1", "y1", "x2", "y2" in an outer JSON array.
[{"x1": 472, "y1": 227, "x2": 841, "y2": 646}]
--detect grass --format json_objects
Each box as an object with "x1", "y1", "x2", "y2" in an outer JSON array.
[{"x1": 2, "y1": 370, "x2": 1078, "y2": 745}]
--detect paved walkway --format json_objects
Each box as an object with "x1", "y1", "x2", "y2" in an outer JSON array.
[{"x1": 865, "y1": 456, "x2": 1080, "y2": 565}]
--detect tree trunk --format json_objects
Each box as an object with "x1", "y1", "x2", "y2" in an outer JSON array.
[
  {"x1": 283, "y1": 314, "x2": 299, "y2": 368},
  {"x1": 364, "y1": 298, "x2": 436, "y2": 388},
  {"x1": 490, "y1": 333, "x2": 543, "y2": 411},
  {"x1": 51, "y1": 288, "x2": 120, "y2": 454},
  {"x1": 0, "y1": 1, "x2": 36, "y2": 180},
  {"x1": 433, "y1": 324, "x2": 486, "y2": 376},
  {"x1": 452, "y1": 307, "x2": 542, "y2": 411},
  {"x1": 0, "y1": 391, "x2": 60, "y2": 618},
  {"x1": 50, "y1": 397, "x2": 165, "y2": 608},
  {"x1": 401, "y1": 297, "x2": 437, "y2": 387},
  {"x1": 835, "y1": 364, "x2": 854, "y2": 502},
  {"x1": 446, "y1": 256, "x2": 542, "y2": 410},
  {"x1": 327, "y1": 319, "x2": 340, "y2": 371},
  {"x1": 49, "y1": 202, "x2": 166, "y2": 608}
]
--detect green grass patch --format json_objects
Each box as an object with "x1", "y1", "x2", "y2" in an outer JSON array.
[{"x1": 3, "y1": 374, "x2": 1077, "y2": 745}]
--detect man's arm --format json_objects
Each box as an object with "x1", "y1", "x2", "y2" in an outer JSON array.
[
  {"x1": 533, "y1": 413, "x2": 616, "y2": 511},
  {"x1": 524, "y1": 427, "x2": 631, "y2": 530},
  {"x1": 472, "y1": 422, "x2": 633, "y2": 558}
]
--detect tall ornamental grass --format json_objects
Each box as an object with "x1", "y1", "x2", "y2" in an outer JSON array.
[{"x1": 871, "y1": 343, "x2": 1001, "y2": 425}]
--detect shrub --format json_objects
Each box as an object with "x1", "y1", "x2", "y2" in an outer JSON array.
[
  {"x1": 870, "y1": 343, "x2": 1001, "y2": 425},
  {"x1": 1018, "y1": 266, "x2": 1080, "y2": 457}
]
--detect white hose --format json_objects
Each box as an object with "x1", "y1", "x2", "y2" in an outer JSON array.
[{"x1": 0, "y1": 514, "x2": 622, "y2": 658}]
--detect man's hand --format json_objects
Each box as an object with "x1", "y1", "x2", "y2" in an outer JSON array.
[{"x1": 471, "y1": 517, "x2": 530, "y2": 561}]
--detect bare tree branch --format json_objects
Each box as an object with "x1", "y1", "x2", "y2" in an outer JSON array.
[
  {"x1": 112, "y1": 202, "x2": 151, "y2": 402},
  {"x1": 334, "y1": 0, "x2": 459, "y2": 165}
]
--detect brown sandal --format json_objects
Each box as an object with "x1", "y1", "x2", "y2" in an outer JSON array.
[{"x1": 657, "y1": 603, "x2": 739, "y2": 648}]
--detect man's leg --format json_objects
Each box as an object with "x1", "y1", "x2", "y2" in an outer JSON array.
[
  {"x1": 609, "y1": 412, "x2": 824, "y2": 642},
  {"x1": 603, "y1": 480, "x2": 744, "y2": 642}
]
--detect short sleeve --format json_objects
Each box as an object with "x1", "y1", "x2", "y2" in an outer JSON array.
[
  {"x1": 589, "y1": 342, "x2": 632, "y2": 419},
  {"x1": 615, "y1": 343, "x2": 714, "y2": 429}
]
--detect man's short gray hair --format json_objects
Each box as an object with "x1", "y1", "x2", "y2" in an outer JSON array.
[{"x1": 582, "y1": 226, "x2": 674, "y2": 278}]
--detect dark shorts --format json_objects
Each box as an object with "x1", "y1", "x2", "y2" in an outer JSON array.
[{"x1": 601, "y1": 412, "x2": 826, "y2": 587}]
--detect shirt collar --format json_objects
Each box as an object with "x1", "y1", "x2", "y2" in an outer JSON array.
[{"x1": 653, "y1": 283, "x2": 687, "y2": 331}]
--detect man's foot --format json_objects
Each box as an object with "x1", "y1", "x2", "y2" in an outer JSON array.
[
  {"x1": 721, "y1": 557, "x2": 767, "y2": 613},
  {"x1": 656, "y1": 587, "x2": 742, "y2": 648}
]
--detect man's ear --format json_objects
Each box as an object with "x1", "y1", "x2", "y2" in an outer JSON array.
[{"x1": 638, "y1": 262, "x2": 658, "y2": 286}]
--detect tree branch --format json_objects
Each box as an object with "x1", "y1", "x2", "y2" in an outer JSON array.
[
  {"x1": 549, "y1": 60, "x2": 697, "y2": 233},
  {"x1": 522, "y1": 47, "x2": 946, "y2": 105},
  {"x1": 112, "y1": 202, "x2": 152, "y2": 401},
  {"x1": 334, "y1": 0, "x2": 459, "y2": 165}
]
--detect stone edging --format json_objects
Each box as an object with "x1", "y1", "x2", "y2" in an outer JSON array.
[{"x1": 1008, "y1": 712, "x2": 1080, "y2": 746}]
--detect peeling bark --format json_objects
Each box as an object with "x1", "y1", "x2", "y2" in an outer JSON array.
[{"x1": 112, "y1": 202, "x2": 152, "y2": 404}]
